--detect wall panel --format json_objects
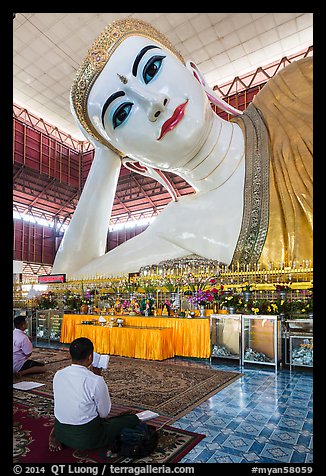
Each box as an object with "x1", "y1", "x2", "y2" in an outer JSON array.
[
  {"x1": 13, "y1": 118, "x2": 81, "y2": 189},
  {"x1": 13, "y1": 219, "x2": 55, "y2": 265}
]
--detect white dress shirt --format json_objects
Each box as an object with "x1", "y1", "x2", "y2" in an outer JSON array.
[{"x1": 53, "y1": 364, "x2": 111, "y2": 425}]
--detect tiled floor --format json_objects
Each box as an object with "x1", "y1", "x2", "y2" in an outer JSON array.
[
  {"x1": 171, "y1": 359, "x2": 313, "y2": 464},
  {"x1": 36, "y1": 342, "x2": 313, "y2": 464}
]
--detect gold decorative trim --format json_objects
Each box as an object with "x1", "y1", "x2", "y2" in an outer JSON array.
[
  {"x1": 71, "y1": 18, "x2": 185, "y2": 155},
  {"x1": 231, "y1": 104, "x2": 270, "y2": 265}
]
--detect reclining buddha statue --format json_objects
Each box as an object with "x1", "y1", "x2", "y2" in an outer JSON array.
[{"x1": 52, "y1": 18, "x2": 312, "y2": 277}]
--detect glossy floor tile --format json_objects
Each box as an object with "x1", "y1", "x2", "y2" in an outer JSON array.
[{"x1": 170, "y1": 359, "x2": 313, "y2": 464}]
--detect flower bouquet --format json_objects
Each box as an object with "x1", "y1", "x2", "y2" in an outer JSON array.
[
  {"x1": 291, "y1": 298, "x2": 313, "y2": 316},
  {"x1": 221, "y1": 293, "x2": 243, "y2": 313},
  {"x1": 36, "y1": 291, "x2": 58, "y2": 310},
  {"x1": 64, "y1": 291, "x2": 82, "y2": 311},
  {"x1": 160, "y1": 276, "x2": 182, "y2": 293},
  {"x1": 241, "y1": 282, "x2": 255, "y2": 292},
  {"x1": 187, "y1": 289, "x2": 212, "y2": 308},
  {"x1": 121, "y1": 299, "x2": 131, "y2": 314}
]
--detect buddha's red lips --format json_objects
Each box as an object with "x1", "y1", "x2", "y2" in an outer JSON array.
[{"x1": 157, "y1": 99, "x2": 188, "y2": 140}]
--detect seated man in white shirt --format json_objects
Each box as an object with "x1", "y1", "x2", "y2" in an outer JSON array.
[
  {"x1": 13, "y1": 315, "x2": 47, "y2": 376},
  {"x1": 50, "y1": 337, "x2": 140, "y2": 452}
]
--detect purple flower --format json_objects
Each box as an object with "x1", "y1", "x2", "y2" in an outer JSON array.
[{"x1": 187, "y1": 289, "x2": 210, "y2": 306}]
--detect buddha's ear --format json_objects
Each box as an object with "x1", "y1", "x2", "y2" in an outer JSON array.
[
  {"x1": 186, "y1": 60, "x2": 243, "y2": 116},
  {"x1": 122, "y1": 157, "x2": 178, "y2": 202}
]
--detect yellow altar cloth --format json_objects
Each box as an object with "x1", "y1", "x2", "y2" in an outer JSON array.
[
  {"x1": 60, "y1": 314, "x2": 211, "y2": 359},
  {"x1": 74, "y1": 324, "x2": 174, "y2": 360}
]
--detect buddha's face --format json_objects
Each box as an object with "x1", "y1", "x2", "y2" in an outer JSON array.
[{"x1": 87, "y1": 35, "x2": 213, "y2": 170}]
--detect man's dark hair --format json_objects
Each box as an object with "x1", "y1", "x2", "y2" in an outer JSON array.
[
  {"x1": 14, "y1": 315, "x2": 27, "y2": 329},
  {"x1": 70, "y1": 337, "x2": 94, "y2": 362}
]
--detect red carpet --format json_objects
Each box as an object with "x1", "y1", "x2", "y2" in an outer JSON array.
[{"x1": 13, "y1": 391, "x2": 205, "y2": 464}]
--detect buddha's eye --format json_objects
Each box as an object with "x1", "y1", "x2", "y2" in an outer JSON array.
[
  {"x1": 112, "y1": 102, "x2": 133, "y2": 129},
  {"x1": 143, "y1": 55, "x2": 165, "y2": 84}
]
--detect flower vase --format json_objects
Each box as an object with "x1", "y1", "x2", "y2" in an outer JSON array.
[
  {"x1": 213, "y1": 302, "x2": 218, "y2": 314},
  {"x1": 199, "y1": 305, "x2": 205, "y2": 318},
  {"x1": 227, "y1": 306, "x2": 235, "y2": 314},
  {"x1": 243, "y1": 291, "x2": 251, "y2": 302}
]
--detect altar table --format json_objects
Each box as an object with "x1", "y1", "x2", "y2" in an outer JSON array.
[
  {"x1": 60, "y1": 314, "x2": 211, "y2": 359},
  {"x1": 74, "y1": 324, "x2": 174, "y2": 360}
]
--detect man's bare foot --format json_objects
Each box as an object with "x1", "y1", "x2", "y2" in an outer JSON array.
[
  {"x1": 106, "y1": 449, "x2": 118, "y2": 458},
  {"x1": 49, "y1": 428, "x2": 62, "y2": 452}
]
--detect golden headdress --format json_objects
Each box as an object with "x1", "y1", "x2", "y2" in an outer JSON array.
[{"x1": 71, "y1": 18, "x2": 185, "y2": 154}]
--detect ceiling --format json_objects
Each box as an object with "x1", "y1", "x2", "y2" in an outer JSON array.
[{"x1": 13, "y1": 12, "x2": 313, "y2": 141}]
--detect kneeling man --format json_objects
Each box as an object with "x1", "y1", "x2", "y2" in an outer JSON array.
[
  {"x1": 50, "y1": 337, "x2": 139, "y2": 451},
  {"x1": 13, "y1": 315, "x2": 47, "y2": 377}
]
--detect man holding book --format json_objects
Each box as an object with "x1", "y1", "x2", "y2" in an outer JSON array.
[{"x1": 49, "y1": 337, "x2": 140, "y2": 452}]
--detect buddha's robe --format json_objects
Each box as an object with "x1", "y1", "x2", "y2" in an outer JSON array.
[{"x1": 231, "y1": 56, "x2": 313, "y2": 267}]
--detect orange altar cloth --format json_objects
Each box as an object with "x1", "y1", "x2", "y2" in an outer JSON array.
[
  {"x1": 74, "y1": 324, "x2": 174, "y2": 360},
  {"x1": 60, "y1": 314, "x2": 211, "y2": 359}
]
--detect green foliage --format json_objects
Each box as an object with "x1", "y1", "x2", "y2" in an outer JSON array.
[{"x1": 36, "y1": 292, "x2": 58, "y2": 310}]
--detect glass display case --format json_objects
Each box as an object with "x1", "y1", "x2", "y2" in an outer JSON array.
[
  {"x1": 284, "y1": 319, "x2": 313, "y2": 369},
  {"x1": 49, "y1": 311, "x2": 63, "y2": 342},
  {"x1": 289, "y1": 335, "x2": 313, "y2": 369},
  {"x1": 241, "y1": 315, "x2": 281, "y2": 369},
  {"x1": 210, "y1": 314, "x2": 241, "y2": 362},
  {"x1": 36, "y1": 310, "x2": 63, "y2": 345},
  {"x1": 286, "y1": 318, "x2": 313, "y2": 334},
  {"x1": 36, "y1": 310, "x2": 50, "y2": 345}
]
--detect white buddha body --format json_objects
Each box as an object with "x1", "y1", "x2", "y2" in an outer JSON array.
[{"x1": 52, "y1": 19, "x2": 312, "y2": 277}]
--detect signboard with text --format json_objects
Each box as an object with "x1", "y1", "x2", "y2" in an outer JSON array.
[{"x1": 38, "y1": 274, "x2": 66, "y2": 284}]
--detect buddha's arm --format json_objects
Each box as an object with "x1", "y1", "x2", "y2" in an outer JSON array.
[
  {"x1": 52, "y1": 146, "x2": 121, "y2": 275},
  {"x1": 72, "y1": 181, "x2": 244, "y2": 277},
  {"x1": 74, "y1": 217, "x2": 191, "y2": 276}
]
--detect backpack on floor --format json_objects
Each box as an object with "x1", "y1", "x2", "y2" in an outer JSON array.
[{"x1": 111, "y1": 422, "x2": 159, "y2": 458}]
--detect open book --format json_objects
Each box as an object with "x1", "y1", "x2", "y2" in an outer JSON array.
[
  {"x1": 92, "y1": 352, "x2": 110, "y2": 369},
  {"x1": 13, "y1": 381, "x2": 45, "y2": 391}
]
